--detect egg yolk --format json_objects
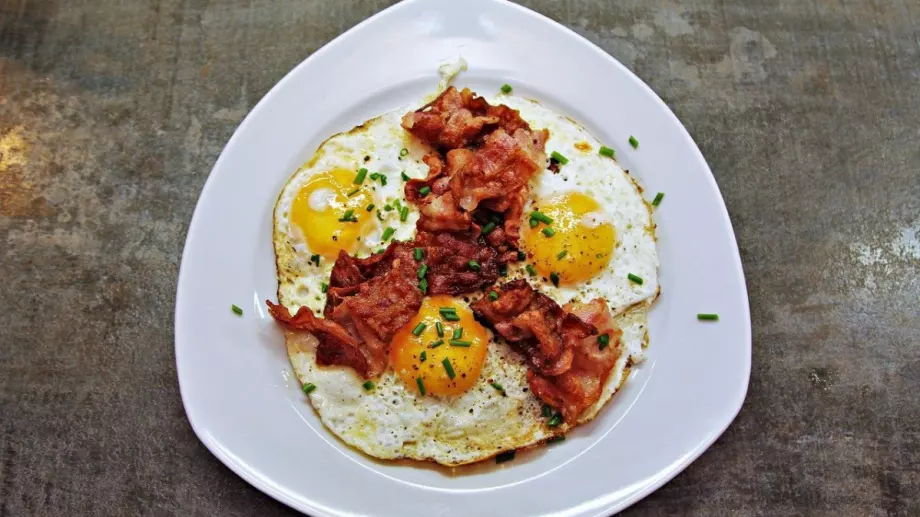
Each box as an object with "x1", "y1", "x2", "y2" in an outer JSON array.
[
  {"x1": 521, "y1": 192, "x2": 616, "y2": 285},
  {"x1": 290, "y1": 168, "x2": 374, "y2": 258},
  {"x1": 390, "y1": 295, "x2": 489, "y2": 397}
]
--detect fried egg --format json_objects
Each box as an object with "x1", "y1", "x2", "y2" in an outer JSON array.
[
  {"x1": 495, "y1": 95, "x2": 660, "y2": 316},
  {"x1": 274, "y1": 110, "x2": 433, "y2": 315}
]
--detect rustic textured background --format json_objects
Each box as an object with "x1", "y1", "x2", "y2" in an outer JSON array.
[{"x1": 1, "y1": 0, "x2": 918, "y2": 515}]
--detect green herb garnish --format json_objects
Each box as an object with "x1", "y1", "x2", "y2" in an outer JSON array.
[{"x1": 442, "y1": 358, "x2": 456, "y2": 379}]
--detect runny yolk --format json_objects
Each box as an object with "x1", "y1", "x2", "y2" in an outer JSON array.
[
  {"x1": 390, "y1": 295, "x2": 490, "y2": 397},
  {"x1": 522, "y1": 192, "x2": 616, "y2": 285},
  {"x1": 290, "y1": 168, "x2": 374, "y2": 258}
]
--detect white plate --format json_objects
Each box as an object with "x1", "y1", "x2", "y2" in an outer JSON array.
[{"x1": 175, "y1": 0, "x2": 751, "y2": 515}]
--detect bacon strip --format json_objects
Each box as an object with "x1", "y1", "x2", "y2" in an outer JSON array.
[
  {"x1": 268, "y1": 244, "x2": 423, "y2": 379},
  {"x1": 402, "y1": 87, "x2": 548, "y2": 249},
  {"x1": 471, "y1": 280, "x2": 595, "y2": 377},
  {"x1": 266, "y1": 301, "x2": 370, "y2": 377},
  {"x1": 527, "y1": 299, "x2": 622, "y2": 424},
  {"x1": 414, "y1": 230, "x2": 504, "y2": 295},
  {"x1": 323, "y1": 244, "x2": 423, "y2": 377}
]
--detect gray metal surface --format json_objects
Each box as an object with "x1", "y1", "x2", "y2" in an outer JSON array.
[{"x1": 1, "y1": 0, "x2": 918, "y2": 515}]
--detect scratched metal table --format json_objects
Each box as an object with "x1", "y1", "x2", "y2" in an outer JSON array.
[{"x1": 1, "y1": 0, "x2": 918, "y2": 515}]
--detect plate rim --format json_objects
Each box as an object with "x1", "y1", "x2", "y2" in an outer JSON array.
[{"x1": 175, "y1": 0, "x2": 752, "y2": 515}]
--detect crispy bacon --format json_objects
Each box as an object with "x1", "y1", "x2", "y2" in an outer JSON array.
[
  {"x1": 449, "y1": 127, "x2": 547, "y2": 213},
  {"x1": 405, "y1": 155, "x2": 471, "y2": 233},
  {"x1": 471, "y1": 280, "x2": 595, "y2": 377},
  {"x1": 402, "y1": 87, "x2": 548, "y2": 249},
  {"x1": 266, "y1": 301, "x2": 370, "y2": 377},
  {"x1": 323, "y1": 244, "x2": 423, "y2": 377},
  {"x1": 414, "y1": 230, "x2": 504, "y2": 295},
  {"x1": 527, "y1": 299, "x2": 622, "y2": 424},
  {"x1": 268, "y1": 244, "x2": 423, "y2": 379}
]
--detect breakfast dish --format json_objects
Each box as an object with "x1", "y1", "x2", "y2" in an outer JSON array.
[
  {"x1": 267, "y1": 83, "x2": 659, "y2": 465},
  {"x1": 176, "y1": 0, "x2": 751, "y2": 513}
]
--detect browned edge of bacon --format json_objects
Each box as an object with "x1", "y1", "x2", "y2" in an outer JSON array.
[{"x1": 472, "y1": 280, "x2": 622, "y2": 424}]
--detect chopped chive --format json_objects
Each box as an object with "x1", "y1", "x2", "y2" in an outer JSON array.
[
  {"x1": 401, "y1": 171, "x2": 410, "y2": 181},
  {"x1": 418, "y1": 264, "x2": 428, "y2": 279},
  {"x1": 442, "y1": 312, "x2": 460, "y2": 321},
  {"x1": 550, "y1": 151, "x2": 569, "y2": 165},
  {"x1": 414, "y1": 247, "x2": 424, "y2": 260},
  {"x1": 541, "y1": 405, "x2": 553, "y2": 418},
  {"x1": 384, "y1": 204, "x2": 393, "y2": 211},
  {"x1": 500, "y1": 83, "x2": 513, "y2": 94},
  {"x1": 442, "y1": 358, "x2": 456, "y2": 379},
  {"x1": 598, "y1": 333, "x2": 610, "y2": 349},
  {"x1": 231, "y1": 304, "x2": 243, "y2": 316},
  {"x1": 629, "y1": 135, "x2": 639, "y2": 148},
  {"x1": 488, "y1": 290, "x2": 499, "y2": 301},
  {"x1": 550, "y1": 272, "x2": 560, "y2": 287},
  {"x1": 435, "y1": 321, "x2": 444, "y2": 337},
  {"x1": 599, "y1": 146, "x2": 615, "y2": 158},
  {"x1": 310, "y1": 254, "x2": 321, "y2": 266},
  {"x1": 490, "y1": 382, "x2": 507, "y2": 396},
  {"x1": 347, "y1": 187, "x2": 361, "y2": 197},
  {"x1": 698, "y1": 313, "x2": 719, "y2": 321},
  {"x1": 376, "y1": 211, "x2": 384, "y2": 221},
  {"x1": 362, "y1": 380, "x2": 375, "y2": 391},
  {"x1": 529, "y1": 219, "x2": 539, "y2": 229},
  {"x1": 557, "y1": 250, "x2": 568, "y2": 260},
  {"x1": 547, "y1": 435, "x2": 565, "y2": 444},
  {"x1": 302, "y1": 382, "x2": 316, "y2": 395},
  {"x1": 416, "y1": 376, "x2": 426, "y2": 395},
  {"x1": 376, "y1": 248, "x2": 385, "y2": 254},
  {"x1": 412, "y1": 322, "x2": 427, "y2": 336},
  {"x1": 526, "y1": 264, "x2": 537, "y2": 276},
  {"x1": 529, "y1": 211, "x2": 553, "y2": 225},
  {"x1": 495, "y1": 450, "x2": 515, "y2": 463},
  {"x1": 627, "y1": 273, "x2": 644, "y2": 285},
  {"x1": 365, "y1": 203, "x2": 375, "y2": 212},
  {"x1": 438, "y1": 306, "x2": 457, "y2": 314},
  {"x1": 542, "y1": 227, "x2": 556, "y2": 237},
  {"x1": 468, "y1": 260, "x2": 481, "y2": 271},
  {"x1": 428, "y1": 339, "x2": 444, "y2": 348},
  {"x1": 452, "y1": 327, "x2": 463, "y2": 339},
  {"x1": 382, "y1": 227, "x2": 396, "y2": 241},
  {"x1": 419, "y1": 278, "x2": 428, "y2": 294},
  {"x1": 400, "y1": 206, "x2": 409, "y2": 222},
  {"x1": 338, "y1": 209, "x2": 357, "y2": 222},
  {"x1": 481, "y1": 221, "x2": 497, "y2": 235},
  {"x1": 354, "y1": 168, "x2": 367, "y2": 184},
  {"x1": 418, "y1": 186, "x2": 431, "y2": 196},
  {"x1": 379, "y1": 175, "x2": 387, "y2": 186},
  {"x1": 651, "y1": 192, "x2": 664, "y2": 206},
  {"x1": 369, "y1": 172, "x2": 380, "y2": 181},
  {"x1": 547, "y1": 413, "x2": 563, "y2": 427},
  {"x1": 393, "y1": 199, "x2": 402, "y2": 211},
  {"x1": 400, "y1": 148, "x2": 409, "y2": 157},
  {"x1": 449, "y1": 340, "x2": 472, "y2": 347},
  {"x1": 320, "y1": 283, "x2": 328, "y2": 293},
  {"x1": 420, "y1": 351, "x2": 427, "y2": 362},
  {"x1": 517, "y1": 251, "x2": 526, "y2": 261}
]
